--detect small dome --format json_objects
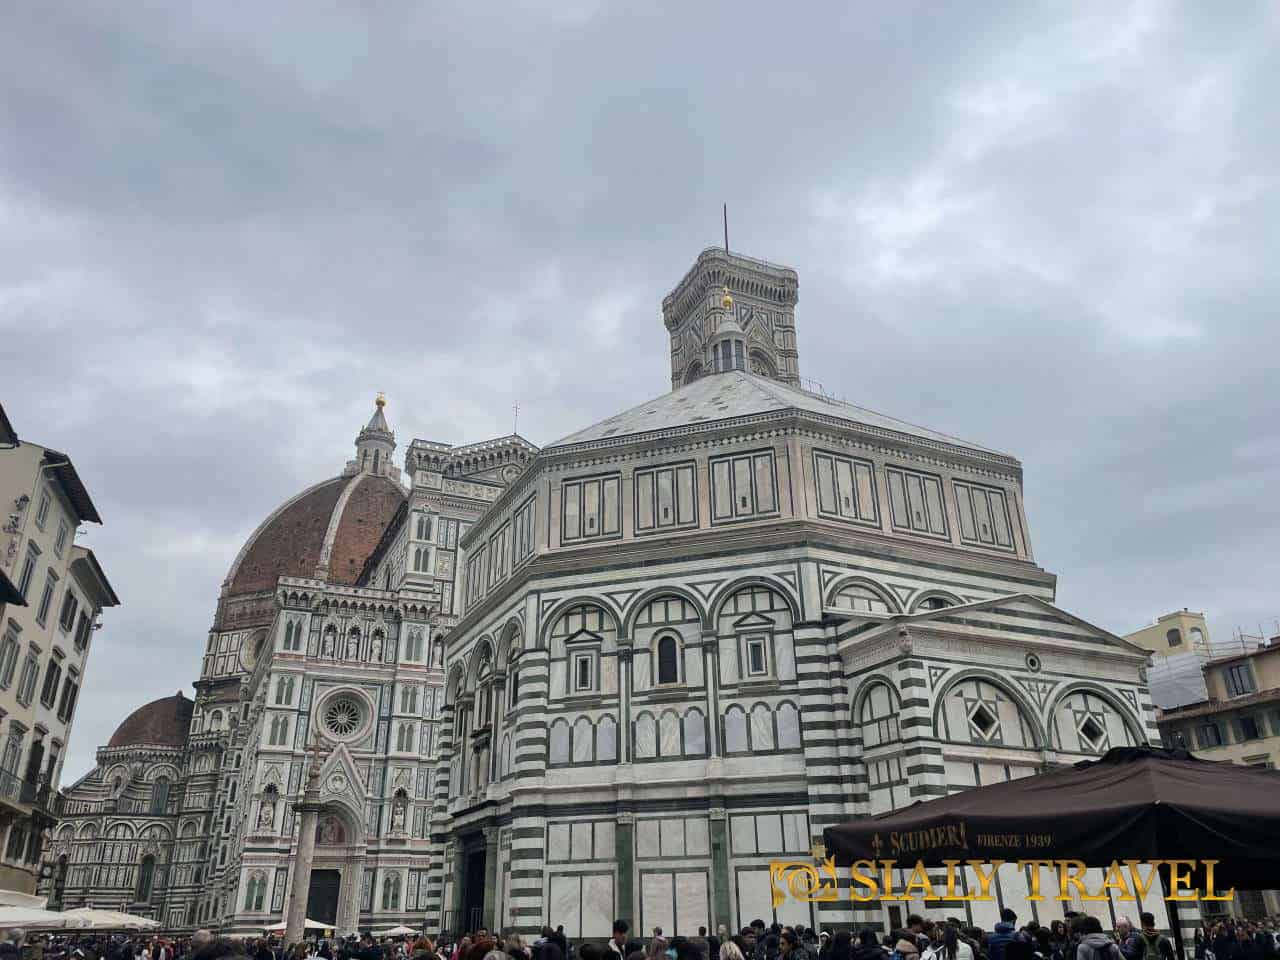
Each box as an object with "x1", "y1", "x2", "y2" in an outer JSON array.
[{"x1": 107, "y1": 693, "x2": 194, "y2": 749}]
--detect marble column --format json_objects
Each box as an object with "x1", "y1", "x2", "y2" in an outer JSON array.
[
  {"x1": 481, "y1": 826, "x2": 500, "y2": 930},
  {"x1": 285, "y1": 744, "x2": 325, "y2": 945}
]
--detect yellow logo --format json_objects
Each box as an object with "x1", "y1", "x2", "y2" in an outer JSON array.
[{"x1": 768, "y1": 857, "x2": 839, "y2": 909}]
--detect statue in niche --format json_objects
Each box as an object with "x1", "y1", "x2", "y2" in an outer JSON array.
[
  {"x1": 346, "y1": 634, "x2": 360, "y2": 660},
  {"x1": 322, "y1": 631, "x2": 336, "y2": 657},
  {"x1": 316, "y1": 815, "x2": 345, "y2": 845},
  {"x1": 390, "y1": 797, "x2": 407, "y2": 833},
  {"x1": 258, "y1": 800, "x2": 274, "y2": 832},
  {"x1": 371, "y1": 634, "x2": 383, "y2": 662}
]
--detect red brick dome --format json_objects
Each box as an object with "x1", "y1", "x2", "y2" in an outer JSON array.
[
  {"x1": 107, "y1": 693, "x2": 194, "y2": 749},
  {"x1": 223, "y1": 472, "x2": 407, "y2": 596}
]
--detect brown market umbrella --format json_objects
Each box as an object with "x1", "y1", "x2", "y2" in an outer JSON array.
[{"x1": 823, "y1": 746, "x2": 1280, "y2": 890}]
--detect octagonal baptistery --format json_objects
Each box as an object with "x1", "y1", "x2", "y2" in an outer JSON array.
[{"x1": 435, "y1": 249, "x2": 1159, "y2": 941}]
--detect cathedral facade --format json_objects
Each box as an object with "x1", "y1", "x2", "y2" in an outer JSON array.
[{"x1": 42, "y1": 247, "x2": 1170, "y2": 939}]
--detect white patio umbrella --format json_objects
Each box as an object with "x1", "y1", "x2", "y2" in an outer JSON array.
[
  {"x1": 0, "y1": 907, "x2": 89, "y2": 930},
  {"x1": 263, "y1": 919, "x2": 334, "y2": 932},
  {"x1": 374, "y1": 926, "x2": 419, "y2": 937},
  {"x1": 0, "y1": 891, "x2": 47, "y2": 909},
  {"x1": 61, "y1": 908, "x2": 161, "y2": 930}
]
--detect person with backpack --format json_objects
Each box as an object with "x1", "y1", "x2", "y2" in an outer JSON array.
[
  {"x1": 923, "y1": 927, "x2": 972, "y2": 960},
  {"x1": 990, "y1": 913, "x2": 1020, "y2": 960},
  {"x1": 1137, "y1": 914, "x2": 1175, "y2": 960},
  {"x1": 1115, "y1": 919, "x2": 1142, "y2": 960},
  {"x1": 1075, "y1": 918, "x2": 1122, "y2": 960}
]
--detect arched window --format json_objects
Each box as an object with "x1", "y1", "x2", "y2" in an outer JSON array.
[
  {"x1": 373, "y1": 449, "x2": 381, "y2": 473},
  {"x1": 416, "y1": 514, "x2": 430, "y2": 540},
  {"x1": 243, "y1": 871, "x2": 266, "y2": 911},
  {"x1": 1166, "y1": 628, "x2": 1183, "y2": 647},
  {"x1": 381, "y1": 872, "x2": 401, "y2": 910},
  {"x1": 283, "y1": 621, "x2": 295, "y2": 650},
  {"x1": 776, "y1": 702, "x2": 802, "y2": 749},
  {"x1": 597, "y1": 716, "x2": 617, "y2": 763},
  {"x1": 858, "y1": 682, "x2": 901, "y2": 747},
  {"x1": 830, "y1": 582, "x2": 893, "y2": 614},
  {"x1": 937, "y1": 679, "x2": 1035, "y2": 748},
  {"x1": 750, "y1": 703, "x2": 775, "y2": 751},
  {"x1": 723, "y1": 706, "x2": 748, "y2": 753},
  {"x1": 1053, "y1": 690, "x2": 1138, "y2": 755},
  {"x1": 918, "y1": 596, "x2": 954, "y2": 611},
  {"x1": 1189, "y1": 627, "x2": 1205, "y2": 649},
  {"x1": 573, "y1": 717, "x2": 594, "y2": 764},
  {"x1": 508, "y1": 662, "x2": 520, "y2": 711},
  {"x1": 210, "y1": 710, "x2": 223, "y2": 730},
  {"x1": 549, "y1": 720, "x2": 571, "y2": 764},
  {"x1": 683, "y1": 708, "x2": 707, "y2": 756},
  {"x1": 500, "y1": 734, "x2": 513, "y2": 778},
  {"x1": 136, "y1": 855, "x2": 155, "y2": 903},
  {"x1": 475, "y1": 656, "x2": 493, "y2": 727},
  {"x1": 656, "y1": 635, "x2": 680, "y2": 685},
  {"x1": 150, "y1": 777, "x2": 170, "y2": 814},
  {"x1": 633, "y1": 713, "x2": 657, "y2": 760}
]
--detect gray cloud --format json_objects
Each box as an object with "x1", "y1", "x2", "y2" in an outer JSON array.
[{"x1": 3, "y1": 0, "x2": 1278, "y2": 778}]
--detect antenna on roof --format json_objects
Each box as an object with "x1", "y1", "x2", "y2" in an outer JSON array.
[{"x1": 723, "y1": 203, "x2": 729, "y2": 254}]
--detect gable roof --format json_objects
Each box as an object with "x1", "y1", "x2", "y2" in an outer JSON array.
[
  {"x1": 546, "y1": 370, "x2": 1013, "y2": 461},
  {"x1": 840, "y1": 594, "x2": 1149, "y2": 656}
]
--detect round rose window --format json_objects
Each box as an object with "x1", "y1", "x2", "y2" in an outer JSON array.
[{"x1": 323, "y1": 697, "x2": 362, "y2": 738}]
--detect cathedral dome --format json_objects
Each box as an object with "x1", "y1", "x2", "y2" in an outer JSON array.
[
  {"x1": 107, "y1": 692, "x2": 194, "y2": 749},
  {"x1": 221, "y1": 398, "x2": 409, "y2": 599},
  {"x1": 222, "y1": 472, "x2": 407, "y2": 596}
]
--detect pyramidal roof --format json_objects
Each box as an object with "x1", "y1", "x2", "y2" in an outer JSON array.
[{"x1": 546, "y1": 370, "x2": 1013, "y2": 460}]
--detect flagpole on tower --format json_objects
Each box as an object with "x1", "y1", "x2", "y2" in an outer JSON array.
[{"x1": 723, "y1": 203, "x2": 729, "y2": 254}]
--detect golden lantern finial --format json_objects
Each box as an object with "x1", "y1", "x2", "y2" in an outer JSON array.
[
  {"x1": 375, "y1": 391, "x2": 386, "y2": 409},
  {"x1": 721, "y1": 284, "x2": 734, "y2": 310}
]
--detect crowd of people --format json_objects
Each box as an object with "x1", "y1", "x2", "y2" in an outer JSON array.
[{"x1": 1, "y1": 911, "x2": 1277, "y2": 960}]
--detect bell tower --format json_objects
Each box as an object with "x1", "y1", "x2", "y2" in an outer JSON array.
[{"x1": 662, "y1": 247, "x2": 800, "y2": 389}]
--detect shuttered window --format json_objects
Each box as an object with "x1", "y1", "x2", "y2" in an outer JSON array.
[
  {"x1": 953, "y1": 479, "x2": 1016, "y2": 550},
  {"x1": 812, "y1": 451, "x2": 878, "y2": 525},
  {"x1": 635, "y1": 462, "x2": 698, "y2": 533},
  {"x1": 710, "y1": 451, "x2": 779, "y2": 524},
  {"x1": 885, "y1": 466, "x2": 948, "y2": 538},
  {"x1": 561, "y1": 474, "x2": 622, "y2": 543}
]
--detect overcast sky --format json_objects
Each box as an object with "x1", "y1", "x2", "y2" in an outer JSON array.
[{"x1": 3, "y1": 1, "x2": 1278, "y2": 779}]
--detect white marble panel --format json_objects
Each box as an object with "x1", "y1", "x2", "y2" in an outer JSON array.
[
  {"x1": 548, "y1": 823, "x2": 571, "y2": 861},
  {"x1": 597, "y1": 718, "x2": 618, "y2": 762},
  {"x1": 571, "y1": 821, "x2": 593, "y2": 860},
  {"x1": 660, "y1": 818, "x2": 685, "y2": 857},
  {"x1": 724, "y1": 709, "x2": 749, "y2": 752},
  {"x1": 637, "y1": 819, "x2": 660, "y2": 858},
  {"x1": 659, "y1": 711, "x2": 681, "y2": 757},
  {"x1": 674, "y1": 871, "x2": 709, "y2": 935},
  {"x1": 751, "y1": 704, "x2": 775, "y2": 750},
  {"x1": 685, "y1": 818, "x2": 709, "y2": 856},
  {"x1": 634, "y1": 654, "x2": 651, "y2": 690},
  {"x1": 977, "y1": 762, "x2": 1006, "y2": 786},
  {"x1": 719, "y1": 637, "x2": 738, "y2": 683},
  {"x1": 686, "y1": 644, "x2": 704, "y2": 686},
  {"x1": 601, "y1": 657, "x2": 619, "y2": 694},
  {"x1": 594, "y1": 820, "x2": 616, "y2": 859},
  {"x1": 945, "y1": 760, "x2": 976, "y2": 787},
  {"x1": 582, "y1": 874, "x2": 614, "y2": 937},
  {"x1": 782, "y1": 812, "x2": 808, "y2": 853},
  {"x1": 635, "y1": 715, "x2": 657, "y2": 759},
  {"x1": 869, "y1": 786, "x2": 893, "y2": 815},
  {"x1": 641, "y1": 873, "x2": 674, "y2": 938},
  {"x1": 776, "y1": 703, "x2": 801, "y2": 749},
  {"x1": 683, "y1": 711, "x2": 707, "y2": 755},
  {"x1": 756, "y1": 814, "x2": 783, "y2": 853},
  {"x1": 549, "y1": 722, "x2": 572, "y2": 764},
  {"x1": 573, "y1": 719, "x2": 593, "y2": 762},
  {"x1": 730, "y1": 815, "x2": 756, "y2": 855},
  {"x1": 735, "y1": 869, "x2": 772, "y2": 932},
  {"x1": 775, "y1": 636, "x2": 796, "y2": 681},
  {"x1": 549, "y1": 661, "x2": 566, "y2": 699},
  {"x1": 550, "y1": 874, "x2": 582, "y2": 937}
]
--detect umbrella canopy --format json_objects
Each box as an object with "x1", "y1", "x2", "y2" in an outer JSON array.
[
  {"x1": 263, "y1": 919, "x2": 334, "y2": 932},
  {"x1": 0, "y1": 907, "x2": 87, "y2": 930},
  {"x1": 62, "y1": 908, "x2": 161, "y2": 930},
  {"x1": 0, "y1": 891, "x2": 47, "y2": 909},
  {"x1": 374, "y1": 926, "x2": 419, "y2": 937},
  {"x1": 823, "y1": 746, "x2": 1280, "y2": 889}
]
